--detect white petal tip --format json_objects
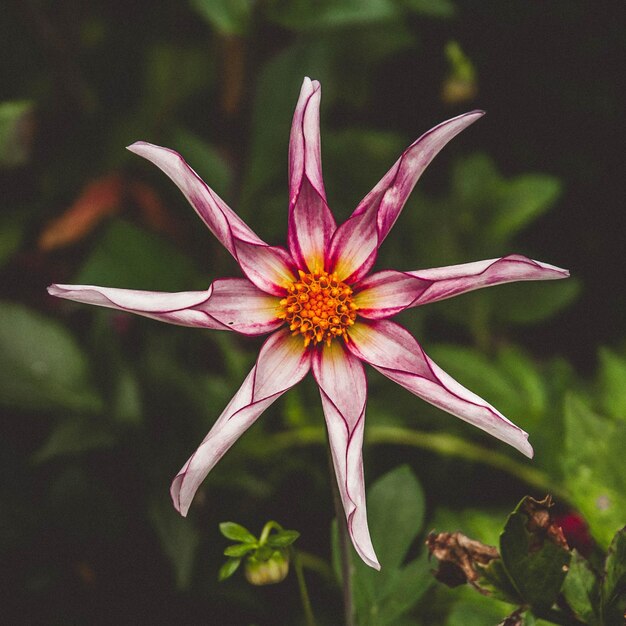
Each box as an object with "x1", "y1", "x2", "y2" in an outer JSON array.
[
  {"x1": 47, "y1": 284, "x2": 67, "y2": 297},
  {"x1": 518, "y1": 438, "x2": 534, "y2": 459},
  {"x1": 126, "y1": 141, "x2": 151, "y2": 154}
]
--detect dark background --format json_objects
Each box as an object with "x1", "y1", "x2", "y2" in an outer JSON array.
[{"x1": 1, "y1": 1, "x2": 624, "y2": 623}]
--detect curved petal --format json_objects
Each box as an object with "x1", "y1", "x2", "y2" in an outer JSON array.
[
  {"x1": 312, "y1": 342, "x2": 379, "y2": 570},
  {"x1": 347, "y1": 320, "x2": 533, "y2": 457},
  {"x1": 48, "y1": 278, "x2": 283, "y2": 336},
  {"x1": 354, "y1": 255, "x2": 570, "y2": 319},
  {"x1": 127, "y1": 142, "x2": 296, "y2": 295},
  {"x1": 288, "y1": 78, "x2": 336, "y2": 272},
  {"x1": 171, "y1": 329, "x2": 311, "y2": 515},
  {"x1": 328, "y1": 111, "x2": 485, "y2": 283}
]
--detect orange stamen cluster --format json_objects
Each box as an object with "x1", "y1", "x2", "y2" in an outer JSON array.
[{"x1": 278, "y1": 270, "x2": 358, "y2": 347}]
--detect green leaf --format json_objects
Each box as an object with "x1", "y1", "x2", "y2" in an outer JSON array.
[
  {"x1": 191, "y1": 0, "x2": 254, "y2": 35},
  {"x1": 267, "y1": 530, "x2": 300, "y2": 547},
  {"x1": 111, "y1": 365, "x2": 143, "y2": 426},
  {"x1": 491, "y1": 278, "x2": 580, "y2": 325},
  {"x1": 479, "y1": 558, "x2": 523, "y2": 605},
  {"x1": 497, "y1": 346, "x2": 547, "y2": 421},
  {"x1": 149, "y1": 497, "x2": 200, "y2": 590},
  {"x1": 0, "y1": 100, "x2": 34, "y2": 167},
  {"x1": 373, "y1": 552, "x2": 433, "y2": 624},
  {"x1": 365, "y1": 465, "x2": 424, "y2": 570},
  {"x1": 350, "y1": 466, "x2": 427, "y2": 625},
  {"x1": 452, "y1": 153, "x2": 499, "y2": 206},
  {"x1": 33, "y1": 415, "x2": 116, "y2": 463},
  {"x1": 499, "y1": 497, "x2": 571, "y2": 611},
  {"x1": 562, "y1": 551, "x2": 600, "y2": 625},
  {"x1": 169, "y1": 127, "x2": 233, "y2": 199},
  {"x1": 219, "y1": 522, "x2": 257, "y2": 543},
  {"x1": 323, "y1": 129, "x2": 406, "y2": 216},
  {"x1": 75, "y1": 219, "x2": 201, "y2": 291},
  {"x1": 218, "y1": 557, "x2": 241, "y2": 582},
  {"x1": 0, "y1": 210, "x2": 27, "y2": 269},
  {"x1": 562, "y1": 395, "x2": 626, "y2": 548},
  {"x1": 267, "y1": 0, "x2": 399, "y2": 32},
  {"x1": 602, "y1": 527, "x2": 626, "y2": 625},
  {"x1": 598, "y1": 348, "x2": 626, "y2": 421},
  {"x1": 141, "y1": 44, "x2": 212, "y2": 121},
  {"x1": 0, "y1": 302, "x2": 102, "y2": 412},
  {"x1": 224, "y1": 543, "x2": 256, "y2": 557},
  {"x1": 428, "y1": 345, "x2": 522, "y2": 417},
  {"x1": 487, "y1": 175, "x2": 561, "y2": 242}
]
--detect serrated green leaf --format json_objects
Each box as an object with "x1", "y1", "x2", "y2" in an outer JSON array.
[
  {"x1": 149, "y1": 497, "x2": 200, "y2": 589},
  {"x1": 598, "y1": 348, "x2": 626, "y2": 422},
  {"x1": 224, "y1": 543, "x2": 256, "y2": 557},
  {"x1": 218, "y1": 557, "x2": 241, "y2": 581},
  {"x1": 562, "y1": 395, "x2": 626, "y2": 548},
  {"x1": 219, "y1": 522, "x2": 257, "y2": 543},
  {"x1": 499, "y1": 497, "x2": 571, "y2": 611},
  {"x1": 267, "y1": 530, "x2": 300, "y2": 547},
  {"x1": 602, "y1": 527, "x2": 626, "y2": 625},
  {"x1": 0, "y1": 302, "x2": 102, "y2": 412},
  {"x1": 562, "y1": 551, "x2": 600, "y2": 625}
]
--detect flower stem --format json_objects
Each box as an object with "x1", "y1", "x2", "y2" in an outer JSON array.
[
  {"x1": 293, "y1": 550, "x2": 317, "y2": 626},
  {"x1": 258, "y1": 425, "x2": 570, "y2": 502},
  {"x1": 327, "y1": 451, "x2": 355, "y2": 626}
]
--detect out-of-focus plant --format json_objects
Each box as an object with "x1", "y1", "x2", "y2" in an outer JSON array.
[{"x1": 428, "y1": 496, "x2": 626, "y2": 626}]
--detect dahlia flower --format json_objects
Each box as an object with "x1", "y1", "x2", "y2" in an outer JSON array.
[{"x1": 48, "y1": 77, "x2": 568, "y2": 570}]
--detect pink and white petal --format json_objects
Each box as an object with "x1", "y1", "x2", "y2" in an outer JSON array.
[
  {"x1": 312, "y1": 342, "x2": 379, "y2": 570},
  {"x1": 328, "y1": 111, "x2": 485, "y2": 283},
  {"x1": 48, "y1": 278, "x2": 282, "y2": 335},
  {"x1": 288, "y1": 78, "x2": 336, "y2": 272},
  {"x1": 233, "y1": 241, "x2": 296, "y2": 296},
  {"x1": 347, "y1": 320, "x2": 533, "y2": 458},
  {"x1": 128, "y1": 141, "x2": 296, "y2": 295},
  {"x1": 127, "y1": 142, "x2": 263, "y2": 255},
  {"x1": 354, "y1": 255, "x2": 570, "y2": 319},
  {"x1": 171, "y1": 329, "x2": 311, "y2": 516}
]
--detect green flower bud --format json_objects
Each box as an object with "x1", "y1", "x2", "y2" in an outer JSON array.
[{"x1": 244, "y1": 550, "x2": 289, "y2": 586}]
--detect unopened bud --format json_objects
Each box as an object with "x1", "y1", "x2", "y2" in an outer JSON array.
[{"x1": 244, "y1": 550, "x2": 289, "y2": 586}]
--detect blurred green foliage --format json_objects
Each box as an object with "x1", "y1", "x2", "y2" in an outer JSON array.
[{"x1": 1, "y1": 0, "x2": 623, "y2": 623}]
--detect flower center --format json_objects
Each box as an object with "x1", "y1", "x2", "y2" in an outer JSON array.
[{"x1": 278, "y1": 270, "x2": 358, "y2": 347}]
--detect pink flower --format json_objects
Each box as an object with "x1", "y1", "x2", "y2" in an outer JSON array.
[{"x1": 48, "y1": 78, "x2": 568, "y2": 570}]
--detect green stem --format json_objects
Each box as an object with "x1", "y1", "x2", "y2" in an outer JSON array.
[
  {"x1": 293, "y1": 550, "x2": 317, "y2": 626},
  {"x1": 328, "y1": 451, "x2": 355, "y2": 626},
  {"x1": 258, "y1": 425, "x2": 570, "y2": 502},
  {"x1": 259, "y1": 520, "x2": 282, "y2": 545}
]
